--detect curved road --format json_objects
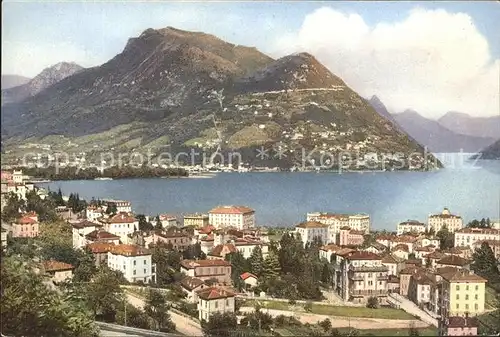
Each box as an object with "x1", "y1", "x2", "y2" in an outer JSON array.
[{"x1": 125, "y1": 292, "x2": 203, "y2": 336}]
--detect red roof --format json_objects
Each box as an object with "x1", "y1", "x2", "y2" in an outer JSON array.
[
  {"x1": 240, "y1": 272, "x2": 258, "y2": 280},
  {"x1": 196, "y1": 287, "x2": 234, "y2": 300},
  {"x1": 198, "y1": 225, "x2": 216, "y2": 235},
  {"x1": 86, "y1": 242, "x2": 115, "y2": 254},
  {"x1": 86, "y1": 229, "x2": 120, "y2": 241},
  {"x1": 72, "y1": 220, "x2": 101, "y2": 229},
  {"x1": 210, "y1": 244, "x2": 237, "y2": 257},
  {"x1": 346, "y1": 251, "x2": 381, "y2": 261},
  {"x1": 108, "y1": 213, "x2": 137, "y2": 224},
  {"x1": 42, "y1": 260, "x2": 74, "y2": 272},
  {"x1": 180, "y1": 259, "x2": 231, "y2": 269},
  {"x1": 109, "y1": 244, "x2": 150, "y2": 257},
  {"x1": 209, "y1": 205, "x2": 254, "y2": 215}
]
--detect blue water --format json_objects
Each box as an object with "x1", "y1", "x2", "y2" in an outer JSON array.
[{"x1": 40, "y1": 160, "x2": 500, "y2": 230}]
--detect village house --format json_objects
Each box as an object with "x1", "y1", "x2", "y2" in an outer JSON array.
[
  {"x1": 85, "y1": 229, "x2": 120, "y2": 246},
  {"x1": 158, "y1": 214, "x2": 178, "y2": 228},
  {"x1": 144, "y1": 231, "x2": 191, "y2": 251},
  {"x1": 85, "y1": 206, "x2": 104, "y2": 222},
  {"x1": 180, "y1": 276, "x2": 207, "y2": 303},
  {"x1": 399, "y1": 266, "x2": 427, "y2": 297},
  {"x1": 443, "y1": 247, "x2": 473, "y2": 260},
  {"x1": 100, "y1": 212, "x2": 138, "y2": 242},
  {"x1": 207, "y1": 243, "x2": 237, "y2": 260},
  {"x1": 391, "y1": 244, "x2": 410, "y2": 260},
  {"x1": 441, "y1": 315, "x2": 479, "y2": 336},
  {"x1": 107, "y1": 244, "x2": 156, "y2": 283},
  {"x1": 381, "y1": 254, "x2": 403, "y2": 276},
  {"x1": 408, "y1": 271, "x2": 435, "y2": 308},
  {"x1": 103, "y1": 199, "x2": 132, "y2": 213},
  {"x1": 338, "y1": 227, "x2": 365, "y2": 247},
  {"x1": 335, "y1": 251, "x2": 389, "y2": 304},
  {"x1": 180, "y1": 259, "x2": 232, "y2": 284},
  {"x1": 11, "y1": 212, "x2": 39, "y2": 238},
  {"x1": 436, "y1": 255, "x2": 471, "y2": 270},
  {"x1": 362, "y1": 242, "x2": 387, "y2": 255},
  {"x1": 414, "y1": 246, "x2": 436, "y2": 260},
  {"x1": 428, "y1": 208, "x2": 463, "y2": 233},
  {"x1": 208, "y1": 205, "x2": 255, "y2": 230},
  {"x1": 437, "y1": 269, "x2": 487, "y2": 318},
  {"x1": 183, "y1": 213, "x2": 209, "y2": 227},
  {"x1": 307, "y1": 212, "x2": 371, "y2": 239},
  {"x1": 319, "y1": 244, "x2": 343, "y2": 262},
  {"x1": 416, "y1": 236, "x2": 441, "y2": 249},
  {"x1": 86, "y1": 242, "x2": 115, "y2": 267},
  {"x1": 41, "y1": 260, "x2": 75, "y2": 283},
  {"x1": 423, "y1": 251, "x2": 448, "y2": 269},
  {"x1": 387, "y1": 275, "x2": 400, "y2": 293},
  {"x1": 240, "y1": 272, "x2": 258, "y2": 289},
  {"x1": 473, "y1": 240, "x2": 500, "y2": 259},
  {"x1": 72, "y1": 220, "x2": 103, "y2": 249},
  {"x1": 397, "y1": 220, "x2": 427, "y2": 235},
  {"x1": 295, "y1": 221, "x2": 329, "y2": 247},
  {"x1": 233, "y1": 239, "x2": 269, "y2": 259},
  {"x1": 454, "y1": 227, "x2": 500, "y2": 248},
  {"x1": 199, "y1": 235, "x2": 215, "y2": 255},
  {"x1": 197, "y1": 287, "x2": 235, "y2": 322}
]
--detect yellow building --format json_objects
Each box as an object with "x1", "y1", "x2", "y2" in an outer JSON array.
[{"x1": 439, "y1": 269, "x2": 487, "y2": 318}]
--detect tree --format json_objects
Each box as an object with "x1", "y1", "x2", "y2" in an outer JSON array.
[
  {"x1": 1, "y1": 256, "x2": 99, "y2": 336},
  {"x1": 85, "y1": 267, "x2": 124, "y2": 319},
  {"x1": 73, "y1": 246, "x2": 97, "y2": 283},
  {"x1": 436, "y1": 227, "x2": 454, "y2": 250},
  {"x1": 144, "y1": 289, "x2": 175, "y2": 332},
  {"x1": 137, "y1": 214, "x2": 154, "y2": 231},
  {"x1": 106, "y1": 202, "x2": 117, "y2": 215},
  {"x1": 262, "y1": 251, "x2": 280, "y2": 279},
  {"x1": 116, "y1": 303, "x2": 151, "y2": 329},
  {"x1": 155, "y1": 215, "x2": 163, "y2": 230},
  {"x1": 471, "y1": 242, "x2": 500, "y2": 283},
  {"x1": 202, "y1": 312, "x2": 238, "y2": 337},
  {"x1": 152, "y1": 243, "x2": 184, "y2": 286},
  {"x1": 1, "y1": 192, "x2": 24, "y2": 222},
  {"x1": 304, "y1": 301, "x2": 313, "y2": 312},
  {"x1": 367, "y1": 296, "x2": 379, "y2": 309},
  {"x1": 249, "y1": 246, "x2": 264, "y2": 277},
  {"x1": 319, "y1": 318, "x2": 332, "y2": 332}
]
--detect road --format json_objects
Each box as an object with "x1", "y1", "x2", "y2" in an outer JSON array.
[
  {"x1": 388, "y1": 293, "x2": 438, "y2": 327},
  {"x1": 125, "y1": 292, "x2": 203, "y2": 336},
  {"x1": 239, "y1": 307, "x2": 429, "y2": 330}
]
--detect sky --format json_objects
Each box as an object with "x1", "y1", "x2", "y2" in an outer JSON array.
[{"x1": 2, "y1": 1, "x2": 500, "y2": 119}]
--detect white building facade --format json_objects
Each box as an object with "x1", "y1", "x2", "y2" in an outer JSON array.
[
  {"x1": 208, "y1": 206, "x2": 255, "y2": 230},
  {"x1": 428, "y1": 208, "x2": 463, "y2": 233},
  {"x1": 107, "y1": 245, "x2": 156, "y2": 283}
]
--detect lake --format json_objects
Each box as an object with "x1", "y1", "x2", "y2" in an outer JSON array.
[{"x1": 40, "y1": 159, "x2": 500, "y2": 231}]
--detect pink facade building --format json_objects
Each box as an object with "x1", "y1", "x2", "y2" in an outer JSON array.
[
  {"x1": 11, "y1": 212, "x2": 39, "y2": 238},
  {"x1": 339, "y1": 227, "x2": 365, "y2": 247}
]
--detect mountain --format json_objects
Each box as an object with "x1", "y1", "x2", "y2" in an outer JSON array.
[
  {"x1": 476, "y1": 139, "x2": 500, "y2": 160},
  {"x1": 1, "y1": 62, "x2": 84, "y2": 105},
  {"x1": 1, "y1": 27, "x2": 439, "y2": 170},
  {"x1": 438, "y1": 111, "x2": 500, "y2": 139},
  {"x1": 393, "y1": 110, "x2": 496, "y2": 153},
  {"x1": 1, "y1": 75, "x2": 31, "y2": 89}
]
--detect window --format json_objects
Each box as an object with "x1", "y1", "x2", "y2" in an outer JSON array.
[
  {"x1": 144, "y1": 260, "x2": 147, "y2": 265},
  {"x1": 475, "y1": 285, "x2": 479, "y2": 291},
  {"x1": 456, "y1": 304, "x2": 459, "y2": 309},
  {"x1": 214, "y1": 301, "x2": 218, "y2": 309},
  {"x1": 456, "y1": 285, "x2": 460, "y2": 291},
  {"x1": 144, "y1": 269, "x2": 146, "y2": 274},
  {"x1": 465, "y1": 295, "x2": 469, "y2": 300},
  {"x1": 466, "y1": 285, "x2": 469, "y2": 291},
  {"x1": 134, "y1": 260, "x2": 136, "y2": 266},
  {"x1": 226, "y1": 299, "x2": 229, "y2": 306},
  {"x1": 475, "y1": 294, "x2": 478, "y2": 300},
  {"x1": 133, "y1": 270, "x2": 136, "y2": 275},
  {"x1": 456, "y1": 294, "x2": 459, "y2": 300},
  {"x1": 465, "y1": 304, "x2": 469, "y2": 310},
  {"x1": 475, "y1": 303, "x2": 478, "y2": 310}
]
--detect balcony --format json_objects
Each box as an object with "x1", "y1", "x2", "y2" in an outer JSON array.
[
  {"x1": 350, "y1": 274, "x2": 364, "y2": 281},
  {"x1": 351, "y1": 289, "x2": 388, "y2": 297}
]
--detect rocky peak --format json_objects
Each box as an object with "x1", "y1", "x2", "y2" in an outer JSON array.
[
  {"x1": 29, "y1": 62, "x2": 84, "y2": 94},
  {"x1": 235, "y1": 51, "x2": 345, "y2": 93}
]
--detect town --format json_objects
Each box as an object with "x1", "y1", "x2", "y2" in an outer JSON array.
[{"x1": 1, "y1": 169, "x2": 499, "y2": 337}]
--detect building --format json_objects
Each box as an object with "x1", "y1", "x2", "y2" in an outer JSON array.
[
  {"x1": 107, "y1": 244, "x2": 156, "y2": 283},
  {"x1": 144, "y1": 231, "x2": 191, "y2": 251},
  {"x1": 208, "y1": 244, "x2": 237, "y2": 260},
  {"x1": 441, "y1": 315, "x2": 479, "y2": 336},
  {"x1": 428, "y1": 208, "x2": 463, "y2": 233},
  {"x1": 408, "y1": 271, "x2": 434, "y2": 307},
  {"x1": 438, "y1": 269, "x2": 487, "y2": 318},
  {"x1": 101, "y1": 212, "x2": 138, "y2": 241},
  {"x1": 183, "y1": 213, "x2": 209, "y2": 227},
  {"x1": 86, "y1": 206, "x2": 104, "y2": 222},
  {"x1": 473, "y1": 240, "x2": 500, "y2": 260},
  {"x1": 85, "y1": 229, "x2": 120, "y2": 246},
  {"x1": 240, "y1": 272, "x2": 258, "y2": 288},
  {"x1": 11, "y1": 212, "x2": 39, "y2": 238},
  {"x1": 208, "y1": 205, "x2": 255, "y2": 230},
  {"x1": 319, "y1": 244, "x2": 344, "y2": 262},
  {"x1": 362, "y1": 242, "x2": 387, "y2": 255},
  {"x1": 387, "y1": 275, "x2": 400, "y2": 293},
  {"x1": 86, "y1": 242, "x2": 114, "y2": 267},
  {"x1": 180, "y1": 276, "x2": 207, "y2": 303},
  {"x1": 423, "y1": 251, "x2": 448, "y2": 269},
  {"x1": 381, "y1": 254, "x2": 403, "y2": 276},
  {"x1": 335, "y1": 251, "x2": 389, "y2": 304},
  {"x1": 103, "y1": 199, "x2": 132, "y2": 213},
  {"x1": 436, "y1": 255, "x2": 470, "y2": 270},
  {"x1": 454, "y1": 227, "x2": 500, "y2": 248},
  {"x1": 397, "y1": 220, "x2": 427, "y2": 235},
  {"x1": 197, "y1": 287, "x2": 235, "y2": 322},
  {"x1": 338, "y1": 227, "x2": 365, "y2": 247},
  {"x1": 180, "y1": 259, "x2": 232, "y2": 284},
  {"x1": 233, "y1": 239, "x2": 269, "y2": 259},
  {"x1": 295, "y1": 221, "x2": 329, "y2": 247},
  {"x1": 399, "y1": 266, "x2": 426, "y2": 297},
  {"x1": 307, "y1": 212, "x2": 371, "y2": 241},
  {"x1": 158, "y1": 214, "x2": 178, "y2": 228},
  {"x1": 72, "y1": 220, "x2": 103, "y2": 249},
  {"x1": 391, "y1": 244, "x2": 410, "y2": 260},
  {"x1": 41, "y1": 260, "x2": 75, "y2": 283}
]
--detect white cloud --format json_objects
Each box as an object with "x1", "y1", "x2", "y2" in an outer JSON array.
[
  {"x1": 1, "y1": 40, "x2": 107, "y2": 78},
  {"x1": 272, "y1": 7, "x2": 499, "y2": 118}
]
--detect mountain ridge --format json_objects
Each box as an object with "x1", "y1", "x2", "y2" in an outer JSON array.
[
  {"x1": 1, "y1": 26, "x2": 439, "y2": 170},
  {"x1": 1, "y1": 75, "x2": 31, "y2": 89}
]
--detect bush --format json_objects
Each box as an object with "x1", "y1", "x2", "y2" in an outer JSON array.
[
  {"x1": 304, "y1": 301, "x2": 313, "y2": 312},
  {"x1": 367, "y1": 296, "x2": 379, "y2": 309},
  {"x1": 288, "y1": 299, "x2": 296, "y2": 305}
]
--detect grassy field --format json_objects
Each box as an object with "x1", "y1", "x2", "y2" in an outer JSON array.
[
  {"x1": 242, "y1": 300, "x2": 415, "y2": 320},
  {"x1": 274, "y1": 327, "x2": 438, "y2": 336}
]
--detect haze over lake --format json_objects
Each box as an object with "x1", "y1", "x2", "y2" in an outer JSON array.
[{"x1": 40, "y1": 159, "x2": 500, "y2": 230}]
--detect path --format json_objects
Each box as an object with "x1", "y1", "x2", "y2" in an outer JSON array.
[
  {"x1": 388, "y1": 293, "x2": 438, "y2": 327},
  {"x1": 125, "y1": 292, "x2": 203, "y2": 336},
  {"x1": 239, "y1": 307, "x2": 429, "y2": 330}
]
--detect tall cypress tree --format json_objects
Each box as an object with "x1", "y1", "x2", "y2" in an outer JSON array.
[
  {"x1": 262, "y1": 251, "x2": 280, "y2": 279},
  {"x1": 249, "y1": 246, "x2": 264, "y2": 277}
]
